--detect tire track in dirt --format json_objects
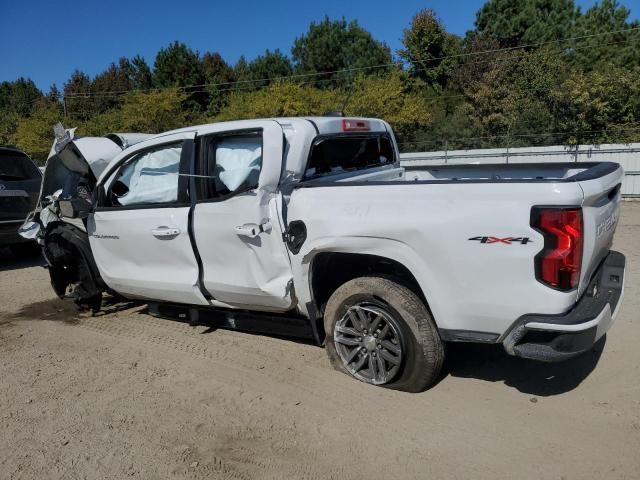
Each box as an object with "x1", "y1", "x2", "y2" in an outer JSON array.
[
  {"x1": 77, "y1": 312, "x2": 331, "y2": 395},
  {"x1": 3, "y1": 300, "x2": 462, "y2": 477},
  {"x1": 72, "y1": 311, "x2": 422, "y2": 479}
]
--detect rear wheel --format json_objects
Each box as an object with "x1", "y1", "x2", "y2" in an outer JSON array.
[{"x1": 324, "y1": 277, "x2": 444, "y2": 392}]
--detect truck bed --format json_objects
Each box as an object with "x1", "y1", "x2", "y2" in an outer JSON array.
[
  {"x1": 298, "y1": 162, "x2": 620, "y2": 186},
  {"x1": 289, "y1": 159, "x2": 623, "y2": 337}
]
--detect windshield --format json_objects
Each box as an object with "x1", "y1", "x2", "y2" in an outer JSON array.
[
  {"x1": 304, "y1": 134, "x2": 395, "y2": 180},
  {"x1": 0, "y1": 151, "x2": 41, "y2": 180}
]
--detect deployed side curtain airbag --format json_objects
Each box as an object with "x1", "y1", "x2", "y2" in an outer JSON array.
[
  {"x1": 118, "y1": 146, "x2": 181, "y2": 206},
  {"x1": 214, "y1": 138, "x2": 262, "y2": 192}
]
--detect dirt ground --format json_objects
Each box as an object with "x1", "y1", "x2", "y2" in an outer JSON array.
[{"x1": 1, "y1": 204, "x2": 639, "y2": 480}]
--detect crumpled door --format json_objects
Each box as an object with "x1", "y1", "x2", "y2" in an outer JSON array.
[{"x1": 192, "y1": 120, "x2": 294, "y2": 311}]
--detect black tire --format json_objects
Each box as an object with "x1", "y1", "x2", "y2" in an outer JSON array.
[
  {"x1": 10, "y1": 242, "x2": 42, "y2": 258},
  {"x1": 324, "y1": 276, "x2": 444, "y2": 393}
]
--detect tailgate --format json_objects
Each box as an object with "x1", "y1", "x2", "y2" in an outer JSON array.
[{"x1": 578, "y1": 163, "x2": 624, "y2": 296}]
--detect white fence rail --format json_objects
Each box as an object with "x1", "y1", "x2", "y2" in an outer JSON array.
[{"x1": 400, "y1": 143, "x2": 640, "y2": 198}]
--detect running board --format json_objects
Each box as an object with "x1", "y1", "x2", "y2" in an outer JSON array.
[{"x1": 147, "y1": 302, "x2": 323, "y2": 345}]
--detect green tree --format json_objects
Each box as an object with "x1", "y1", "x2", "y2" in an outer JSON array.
[
  {"x1": 153, "y1": 41, "x2": 206, "y2": 109},
  {"x1": 10, "y1": 101, "x2": 63, "y2": 163},
  {"x1": 153, "y1": 41, "x2": 204, "y2": 88},
  {"x1": 408, "y1": 100, "x2": 485, "y2": 152},
  {"x1": 202, "y1": 52, "x2": 235, "y2": 85},
  {"x1": 130, "y1": 55, "x2": 153, "y2": 90},
  {"x1": 346, "y1": 72, "x2": 432, "y2": 142},
  {"x1": 46, "y1": 84, "x2": 61, "y2": 103},
  {"x1": 92, "y1": 58, "x2": 135, "y2": 93},
  {"x1": 569, "y1": 0, "x2": 640, "y2": 71},
  {"x1": 216, "y1": 71, "x2": 432, "y2": 145},
  {"x1": 202, "y1": 52, "x2": 236, "y2": 115},
  {"x1": 292, "y1": 17, "x2": 393, "y2": 87},
  {"x1": 91, "y1": 58, "x2": 136, "y2": 112},
  {"x1": 475, "y1": 0, "x2": 577, "y2": 47},
  {"x1": 0, "y1": 111, "x2": 19, "y2": 146},
  {"x1": 552, "y1": 66, "x2": 640, "y2": 144},
  {"x1": 458, "y1": 48, "x2": 568, "y2": 147},
  {"x1": 215, "y1": 81, "x2": 341, "y2": 120},
  {"x1": 233, "y1": 57, "x2": 250, "y2": 84},
  {"x1": 63, "y1": 70, "x2": 93, "y2": 121},
  {"x1": 0, "y1": 78, "x2": 42, "y2": 117},
  {"x1": 235, "y1": 49, "x2": 293, "y2": 88},
  {"x1": 399, "y1": 9, "x2": 461, "y2": 87},
  {"x1": 451, "y1": 32, "x2": 501, "y2": 92},
  {"x1": 81, "y1": 89, "x2": 189, "y2": 135}
]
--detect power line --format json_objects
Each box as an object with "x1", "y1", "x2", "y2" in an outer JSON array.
[
  {"x1": 408, "y1": 26, "x2": 639, "y2": 66},
  {"x1": 60, "y1": 34, "x2": 635, "y2": 112},
  {"x1": 59, "y1": 34, "x2": 637, "y2": 114},
  {"x1": 62, "y1": 25, "x2": 640, "y2": 99}
]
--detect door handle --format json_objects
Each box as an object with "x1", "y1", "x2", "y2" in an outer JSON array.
[
  {"x1": 152, "y1": 226, "x2": 181, "y2": 238},
  {"x1": 235, "y1": 221, "x2": 271, "y2": 238}
]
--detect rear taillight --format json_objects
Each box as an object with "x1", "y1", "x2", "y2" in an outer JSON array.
[{"x1": 531, "y1": 207, "x2": 583, "y2": 291}]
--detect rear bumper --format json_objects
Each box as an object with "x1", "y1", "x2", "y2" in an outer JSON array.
[
  {"x1": 503, "y1": 250, "x2": 625, "y2": 361},
  {"x1": 0, "y1": 220, "x2": 27, "y2": 247}
]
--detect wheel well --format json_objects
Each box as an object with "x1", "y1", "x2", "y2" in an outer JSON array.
[
  {"x1": 44, "y1": 222, "x2": 105, "y2": 311},
  {"x1": 310, "y1": 252, "x2": 426, "y2": 314}
]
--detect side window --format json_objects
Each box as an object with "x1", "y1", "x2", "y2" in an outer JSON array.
[
  {"x1": 205, "y1": 134, "x2": 262, "y2": 198},
  {"x1": 106, "y1": 143, "x2": 183, "y2": 207}
]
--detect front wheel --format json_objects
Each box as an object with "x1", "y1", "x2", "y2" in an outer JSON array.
[{"x1": 323, "y1": 277, "x2": 444, "y2": 392}]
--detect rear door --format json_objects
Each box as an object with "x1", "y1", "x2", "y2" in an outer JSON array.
[
  {"x1": 88, "y1": 132, "x2": 209, "y2": 305},
  {"x1": 191, "y1": 121, "x2": 294, "y2": 311}
]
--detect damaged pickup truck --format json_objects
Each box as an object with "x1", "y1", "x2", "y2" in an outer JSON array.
[{"x1": 21, "y1": 118, "x2": 626, "y2": 392}]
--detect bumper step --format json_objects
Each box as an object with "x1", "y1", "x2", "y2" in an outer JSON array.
[{"x1": 503, "y1": 250, "x2": 625, "y2": 362}]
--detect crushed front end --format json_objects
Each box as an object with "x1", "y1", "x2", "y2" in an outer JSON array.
[{"x1": 20, "y1": 123, "x2": 153, "y2": 311}]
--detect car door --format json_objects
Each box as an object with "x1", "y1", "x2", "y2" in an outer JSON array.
[
  {"x1": 192, "y1": 121, "x2": 294, "y2": 311},
  {"x1": 88, "y1": 131, "x2": 209, "y2": 305}
]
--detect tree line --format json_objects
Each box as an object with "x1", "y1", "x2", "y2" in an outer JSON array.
[{"x1": 1, "y1": 0, "x2": 639, "y2": 163}]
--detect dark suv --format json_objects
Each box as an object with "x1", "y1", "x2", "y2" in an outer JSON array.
[{"x1": 0, "y1": 146, "x2": 42, "y2": 255}]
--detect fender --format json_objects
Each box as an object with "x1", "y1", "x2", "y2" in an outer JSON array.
[
  {"x1": 44, "y1": 222, "x2": 106, "y2": 311},
  {"x1": 290, "y1": 236, "x2": 447, "y2": 328}
]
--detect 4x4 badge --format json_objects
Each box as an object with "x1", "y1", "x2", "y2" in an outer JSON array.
[{"x1": 469, "y1": 236, "x2": 532, "y2": 245}]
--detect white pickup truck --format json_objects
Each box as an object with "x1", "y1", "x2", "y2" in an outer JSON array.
[{"x1": 21, "y1": 117, "x2": 625, "y2": 392}]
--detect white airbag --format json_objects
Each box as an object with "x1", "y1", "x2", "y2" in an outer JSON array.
[
  {"x1": 215, "y1": 138, "x2": 262, "y2": 191},
  {"x1": 118, "y1": 146, "x2": 181, "y2": 206}
]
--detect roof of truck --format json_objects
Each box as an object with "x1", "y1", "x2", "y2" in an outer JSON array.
[{"x1": 158, "y1": 116, "x2": 390, "y2": 138}]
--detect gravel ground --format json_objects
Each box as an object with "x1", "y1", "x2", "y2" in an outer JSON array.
[{"x1": 1, "y1": 203, "x2": 639, "y2": 480}]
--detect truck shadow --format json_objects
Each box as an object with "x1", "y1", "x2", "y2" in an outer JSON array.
[
  {"x1": 443, "y1": 337, "x2": 606, "y2": 396},
  {"x1": 5, "y1": 293, "x2": 607, "y2": 396},
  {"x1": 0, "y1": 247, "x2": 45, "y2": 272},
  {"x1": 8, "y1": 297, "x2": 142, "y2": 325}
]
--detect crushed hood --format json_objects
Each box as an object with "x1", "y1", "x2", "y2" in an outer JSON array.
[
  {"x1": 41, "y1": 123, "x2": 155, "y2": 200},
  {"x1": 22, "y1": 124, "x2": 156, "y2": 238}
]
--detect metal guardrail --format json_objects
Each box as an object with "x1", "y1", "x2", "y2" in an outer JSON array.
[{"x1": 400, "y1": 143, "x2": 640, "y2": 198}]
